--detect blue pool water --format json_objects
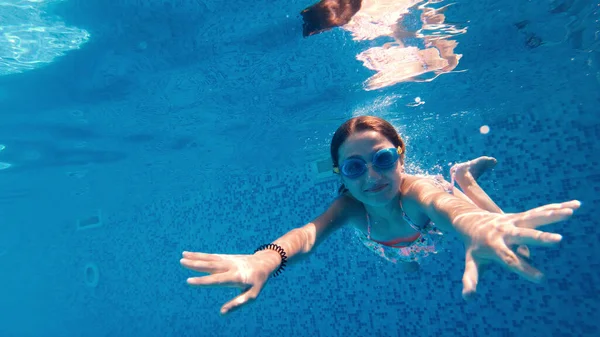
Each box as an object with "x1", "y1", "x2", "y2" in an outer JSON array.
[{"x1": 0, "y1": 0, "x2": 599, "y2": 336}]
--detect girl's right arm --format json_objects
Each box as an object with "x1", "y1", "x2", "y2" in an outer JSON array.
[
  {"x1": 259, "y1": 194, "x2": 363, "y2": 268},
  {"x1": 180, "y1": 194, "x2": 362, "y2": 315}
]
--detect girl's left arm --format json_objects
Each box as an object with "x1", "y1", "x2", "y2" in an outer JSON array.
[{"x1": 405, "y1": 178, "x2": 580, "y2": 300}]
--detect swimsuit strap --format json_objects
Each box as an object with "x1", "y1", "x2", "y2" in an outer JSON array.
[
  {"x1": 366, "y1": 198, "x2": 422, "y2": 239},
  {"x1": 366, "y1": 212, "x2": 371, "y2": 240},
  {"x1": 449, "y1": 167, "x2": 457, "y2": 194},
  {"x1": 400, "y1": 199, "x2": 423, "y2": 232}
]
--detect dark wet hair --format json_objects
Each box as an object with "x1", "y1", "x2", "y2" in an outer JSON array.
[
  {"x1": 300, "y1": 0, "x2": 362, "y2": 37},
  {"x1": 330, "y1": 115, "x2": 406, "y2": 194}
]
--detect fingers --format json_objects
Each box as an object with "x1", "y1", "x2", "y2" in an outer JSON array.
[
  {"x1": 516, "y1": 200, "x2": 581, "y2": 229},
  {"x1": 182, "y1": 251, "x2": 222, "y2": 261},
  {"x1": 516, "y1": 245, "x2": 530, "y2": 259},
  {"x1": 180, "y1": 258, "x2": 226, "y2": 273},
  {"x1": 526, "y1": 200, "x2": 581, "y2": 214},
  {"x1": 515, "y1": 208, "x2": 575, "y2": 229},
  {"x1": 187, "y1": 273, "x2": 236, "y2": 288},
  {"x1": 508, "y1": 227, "x2": 562, "y2": 247},
  {"x1": 462, "y1": 251, "x2": 479, "y2": 301},
  {"x1": 497, "y1": 244, "x2": 544, "y2": 283},
  {"x1": 220, "y1": 287, "x2": 260, "y2": 315}
]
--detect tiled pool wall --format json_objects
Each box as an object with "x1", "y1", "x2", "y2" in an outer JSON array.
[
  {"x1": 59, "y1": 74, "x2": 598, "y2": 337},
  {"x1": 1, "y1": 0, "x2": 598, "y2": 336}
]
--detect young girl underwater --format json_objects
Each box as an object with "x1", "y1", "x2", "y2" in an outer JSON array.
[{"x1": 180, "y1": 116, "x2": 581, "y2": 315}]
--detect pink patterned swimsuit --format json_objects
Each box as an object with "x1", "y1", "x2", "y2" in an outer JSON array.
[{"x1": 355, "y1": 175, "x2": 451, "y2": 264}]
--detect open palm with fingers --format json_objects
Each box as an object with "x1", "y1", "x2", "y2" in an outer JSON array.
[
  {"x1": 180, "y1": 252, "x2": 276, "y2": 314},
  {"x1": 461, "y1": 200, "x2": 581, "y2": 299}
]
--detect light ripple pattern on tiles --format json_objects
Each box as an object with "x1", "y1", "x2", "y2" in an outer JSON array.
[{"x1": 0, "y1": 0, "x2": 90, "y2": 76}]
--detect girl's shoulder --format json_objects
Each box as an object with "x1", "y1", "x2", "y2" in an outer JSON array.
[{"x1": 335, "y1": 193, "x2": 368, "y2": 229}]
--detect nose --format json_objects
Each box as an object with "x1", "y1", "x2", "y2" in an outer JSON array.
[{"x1": 365, "y1": 163, "x2": 382, "y2": 181}]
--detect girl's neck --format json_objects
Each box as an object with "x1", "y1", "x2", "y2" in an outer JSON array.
[
  {"x1": 363, "y1": 174, "x2": 413, "y2": 217},
  {"x1": 364, "y1": 189, "x2": 402, "y2": 218}
]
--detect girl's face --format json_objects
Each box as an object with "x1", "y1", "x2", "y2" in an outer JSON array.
[{"x1": 337, "y1": 130, "x2": 404, "y2": 207}]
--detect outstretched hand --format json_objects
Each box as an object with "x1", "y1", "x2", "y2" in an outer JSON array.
[
  {"x1": 180, "y1": 251, "x2": 278, "y2": 314},
  {"x1": 461, "y1": 200, "x2": 581, "y2": 300}
]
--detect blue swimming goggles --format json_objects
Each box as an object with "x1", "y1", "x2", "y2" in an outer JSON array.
[{"x1": 333, "y1": 147, "x2": 402, "y2": 179}]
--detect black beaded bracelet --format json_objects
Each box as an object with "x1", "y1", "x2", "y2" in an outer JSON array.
[{"x1": 254, "y1": 243, "x2": 288, "y2": 277}]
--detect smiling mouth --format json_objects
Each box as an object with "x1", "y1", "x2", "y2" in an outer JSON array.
[{"x1": 365, "y1": 184, "x2": 388, "y2": 193}]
